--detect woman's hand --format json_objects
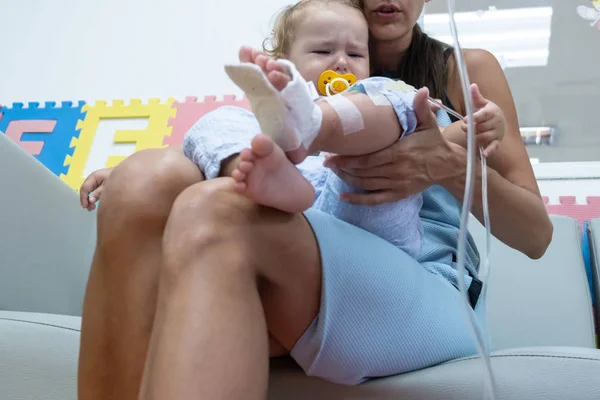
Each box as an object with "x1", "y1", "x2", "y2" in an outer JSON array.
[
  {"x1": 324, "y1": 88, "x2": 462, "y2": 205},
  {"x1": 80, "y1": 167, "x2": 113, "y2": 211}
]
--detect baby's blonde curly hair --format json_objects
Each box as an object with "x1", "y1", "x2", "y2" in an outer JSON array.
[{"x1": 262, "y1": 0, "x2": 362, "y2": 58}]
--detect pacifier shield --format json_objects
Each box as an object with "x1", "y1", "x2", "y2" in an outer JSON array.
[{"x1": 318, "y1": 70, "x2": 357, "y2": 96}]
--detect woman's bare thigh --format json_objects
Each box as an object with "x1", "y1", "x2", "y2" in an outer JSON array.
[{"x1": 166, "y1": 179, "x2": 323, "y2": 353}]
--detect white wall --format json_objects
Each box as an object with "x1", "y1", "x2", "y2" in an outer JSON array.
[
  {"x1": 0, "y1": 0, "x2": 294, "y2": 104},
  {"x1": 3, "y1": 0, "x2": 600, "y2": 200},
  {"x1": 533, "y1": 162, "x2": 600, "y2": 205}
]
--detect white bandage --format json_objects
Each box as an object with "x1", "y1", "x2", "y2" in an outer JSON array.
[
  {"x1": 322, "y1": 94, "x2": 365, "y2": 135},
  {"x1": 278, "y1": 59, "x2": 323, "y2": 149},
  {"x1": 363, "y1": 85, "x2": 391, "y2": 106},
  {"x1": 306, "y1": 81, "x2": 321, "y2": 101},
  {"x1": 224, "y1": 60, "x2": 322, "y2": 151}
]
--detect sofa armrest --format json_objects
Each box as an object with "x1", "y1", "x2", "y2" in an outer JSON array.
[
  {"x1": 0, "y1": 134, "x2": 95, "y2": 316},
  {"x1": 468, "y1": 215, "x2": 596, "y2": 350},
  {"x1": 587, "y1": 218, "x2": 600, "y2": 328}
]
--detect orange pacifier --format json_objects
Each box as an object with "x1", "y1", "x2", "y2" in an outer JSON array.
[{"x1": 318, "y1": 70, "x2": 357, "y2": 96}]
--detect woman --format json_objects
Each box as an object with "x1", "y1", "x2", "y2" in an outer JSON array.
[{"x1": 77, "y1": 0, "x2": 553, "y2": 399}]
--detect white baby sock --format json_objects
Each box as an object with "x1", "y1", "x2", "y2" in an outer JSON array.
[{"x1": 224, "y1": 60, "x2": 322, "y2": 152}]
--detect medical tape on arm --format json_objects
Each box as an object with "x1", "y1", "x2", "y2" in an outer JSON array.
[
  {"x1": 351, "y1": 78, "x2": 419, "y2": 138},
  {"x1": 321, "y1": 80, "x2": 398, "y2": 135},
  {"x1": 322, "y1": 94, "x2": 365, "y2": 135},
  {"x1": 362, "y1": 85, "x2": 391, "y2": 106}
]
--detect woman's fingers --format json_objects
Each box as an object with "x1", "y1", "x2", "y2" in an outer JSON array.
[
  {"x1": 413, "y1": 87, "x2": 438, "y2": 129},
  {"x1": 340, "y1": 190, "x2": 399, "y2": 206},
  {"x1": 333, "y1": 169, "x2": 393, "y2": 191},
  {"x1": 335, "y1": 164, "x2": 395, "y2": 178},
  {"x1": 325, "y1": 145, "x2": 395, "y2": 169}
]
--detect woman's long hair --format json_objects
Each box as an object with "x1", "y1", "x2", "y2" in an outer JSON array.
[{"x1": 372, "y1": 24, "x2": 453, "y2": 100}]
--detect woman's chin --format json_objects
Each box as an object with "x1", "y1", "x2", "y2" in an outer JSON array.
[{"x1": 369, "y1": 25, "x2": 411, "y2": 43}]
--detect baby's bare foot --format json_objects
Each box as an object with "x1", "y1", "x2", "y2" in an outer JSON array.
[
  {"x1": 231, "y1": 134, "x2": 315, "y2": 213},
  {"x1": 238, "y1": 46, "x2": 290, "y2": 90}
]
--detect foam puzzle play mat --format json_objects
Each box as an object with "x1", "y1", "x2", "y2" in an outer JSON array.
[{"x1": 0, "y1": 96, "x2": 250, "y2": 191}]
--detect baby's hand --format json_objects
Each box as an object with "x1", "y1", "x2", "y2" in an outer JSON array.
[
  {"x1": 79, "y1": 167, "x2": 112, "y2": 211},
  {"x1": 462, "y1": 84, "x2": 506, "y2": 158}
]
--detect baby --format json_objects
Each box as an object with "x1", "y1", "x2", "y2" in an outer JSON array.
[{"x1": 183, "y1": 0, "x2": 505, "y2": 257}]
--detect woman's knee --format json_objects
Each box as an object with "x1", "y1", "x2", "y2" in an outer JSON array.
[
  {"x1": 100, "y1": 148, "x2": 203, "y2": 221},
  {"x1": 162, "y1": 179, "x2": 251, "y2": 265},
  {"x1": 162, "y1": 178, "x2": 304, "y2": 255},
  {"x1": 162, "y1": 179, "x2": 319, "y2": 287}
]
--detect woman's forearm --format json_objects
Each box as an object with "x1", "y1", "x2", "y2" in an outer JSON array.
[{"x1": 442, "y1": 145, "x2": 553, "y2": 259}]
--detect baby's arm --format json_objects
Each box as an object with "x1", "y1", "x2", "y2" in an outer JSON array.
[
  {"x1": 309, "y1": 89, "x2": 406, "y2": 156},
  {"x1": 226, "y1": 57, "x2": 413, "y2": 160}
]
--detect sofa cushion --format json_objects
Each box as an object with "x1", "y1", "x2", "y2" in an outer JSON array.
[{"x1": 0, "y1": 311, "x2": 81, "y2": 400}]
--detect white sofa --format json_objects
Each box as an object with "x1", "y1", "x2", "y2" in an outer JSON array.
[{"x1": 2, "y1": 132, "x2": 600, "y2": 399}]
